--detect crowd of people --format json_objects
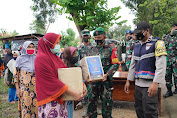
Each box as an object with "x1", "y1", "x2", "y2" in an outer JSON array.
[{"x1": 0, "y1": 21, "x2": 177, "y2": 118}]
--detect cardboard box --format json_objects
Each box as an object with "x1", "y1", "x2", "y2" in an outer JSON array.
[
  {"x1": 80, "y1": 56, "x2": 104, "y2": 81},
  {"x1": 58, "y1": 67, "x2": 83, "y2": 101}
]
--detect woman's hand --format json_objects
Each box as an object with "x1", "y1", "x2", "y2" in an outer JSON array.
[
  {"x1": 16, "y1": 88, "x2": 21, "y2": 98},
  {"x1": 72, "y1": 91, "x2": 82, "y2": 101},
  {"x1": 82, "y1": 83, "x2": 87, "y2": 98}
]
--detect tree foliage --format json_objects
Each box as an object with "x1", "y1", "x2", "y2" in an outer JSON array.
[
  {"x1": 60, "y1": 28, "x2": 79, "y2": 47},
  {"x1": 53, "y1": 0, "x2": 126, "y2": 35},
  {"x1": 121, "y1": 0, "x2": 177, "y2": 38},
  {"x1": 106, "y1": 25, "x2": 131, "y2": 41},
  {"x1": 30, "y1": 0, "x2": 58, "y2": 34}
]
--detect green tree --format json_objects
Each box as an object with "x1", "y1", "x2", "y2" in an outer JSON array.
[
  {"x1": 121, "y1": 0, "x2": 177, "y2": 38},
  {"x1": 106, "y1": 25, "x2": 131, "y2": 41},
  {"x1": 0, "y1": 29, "x2": 19, "y2": 48},
  {"x1": 53, "y1": 0, "x2": 126, "y2": 35},
  {"x1": 30, "y1": 0, "x2": 58, "y2": 34},
  {"x1": 60, "y1": 28, "x2": 79, "y2": 47}
]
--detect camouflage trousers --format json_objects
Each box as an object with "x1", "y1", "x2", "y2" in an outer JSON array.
[
  {"x1": 165, "y1": 59, "x2": 177, "y2": 88},
  {"x1": 87, "y1": 79, "x2": 113, "y2": 118},
  {"x1": 82, "y1": 84, "x2": 92, "y2": 105}
]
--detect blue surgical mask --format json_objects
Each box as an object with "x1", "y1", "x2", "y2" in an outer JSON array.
[{"x1": 50, "y1": 45, "x2": 61, "y2": 54}]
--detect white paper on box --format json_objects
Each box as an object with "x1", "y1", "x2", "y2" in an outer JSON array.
[
  {"x1": 80, "y1": 56, "x2": 104, "y2": 81},
  {"x1": 58, "y1": 67, "x2": 83, "y2": 101}
]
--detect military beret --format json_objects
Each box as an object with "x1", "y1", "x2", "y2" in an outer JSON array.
[
  {"x1": 93, "y1": 27, "x2": 105, "y2": 36},
  {"x1": 81, "y1": 29, "x2": 90, "y2": 36}
]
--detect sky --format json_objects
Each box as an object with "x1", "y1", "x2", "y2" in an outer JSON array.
[{"x1": 0, "y1": 0, "x2": 135, "y2": 37}]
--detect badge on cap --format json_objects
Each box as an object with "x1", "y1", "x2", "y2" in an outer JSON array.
[{"x1": 96, "y1": 31, "x2": 98, "y2": 35}]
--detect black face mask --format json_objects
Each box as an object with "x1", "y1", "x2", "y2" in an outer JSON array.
[
  {"x1": 95, "y1": 40, "x2": 104, "y2": 45},
  {"x1": 71, "y1": 56, "x2": 79, "y2": 65},
  {"x1": 83, "y1": 37, "x2": 90, "y2": 42},
  {"x1": 136, "y1": 33, "x2": 145, "y2": 40},
  {"x1": 13, "y1": 57, "x2": 17, "y2": 60},
  {"x1": 128, "y1": 36, "x2": 133, "y2": 40}
]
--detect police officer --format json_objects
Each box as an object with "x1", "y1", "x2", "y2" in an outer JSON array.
[
  {"x1": 163, "y1": 23, "x2": 177, "y2": 98},
  {"x1": 124, "y1": 21, "x2": 167, "y2": 118},
  {"x1": 125, "y1": 30, "x2": 135, "y2": 69},
  {"x1": 87, "y1": 27, "x2": 119, "y2": 118}
]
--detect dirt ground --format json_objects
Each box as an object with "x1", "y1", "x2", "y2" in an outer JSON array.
[{"x1": 73, "y1": 98, "x2": 169, "y2": 118}]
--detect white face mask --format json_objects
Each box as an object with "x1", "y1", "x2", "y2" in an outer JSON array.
[{"x1": 50, "y1": 45, "x2": 61, "y2": 54}]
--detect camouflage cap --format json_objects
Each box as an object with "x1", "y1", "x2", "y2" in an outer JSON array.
[
  {"x1": 93, "y1": 27, "x2": 105, "y2": 36},
  {"x1": 81, "y1": 29, "x2": 90, "y2": 36}
]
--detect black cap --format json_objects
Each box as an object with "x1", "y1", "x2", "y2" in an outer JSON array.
[{"x1": 133, "y1": 21, "x2": 150, "y2": 34}]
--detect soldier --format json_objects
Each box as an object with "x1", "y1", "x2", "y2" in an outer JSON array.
[
  {"x1": 87, "y1": 27, "x2": 119, "y2": 118},
  {"x1": 78, "y1": 29, "x2": 93, "y2": 60},
  {"x1": 125, "y1": 30, "x2": 135, "y2": 69},
  {"x1": 163, "y1": 23, "x2": 177, "y2": 98},
  {"x1": 77, "y1": 29, "x2": 96, "y2": 117},
  {"x1": 117, "y1": 36, "x2": 127, "y2": 71},
  {"x1": 124, "y1": 21, "x2": 167, "y2": 118}
]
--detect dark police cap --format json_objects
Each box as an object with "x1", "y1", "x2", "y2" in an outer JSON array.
[
  {"x1": 93, "y1": 27, "x2": 105, "y2": 36},
  {"x1": 133, "y1": 21, "x2": 150, "y2": 34}
]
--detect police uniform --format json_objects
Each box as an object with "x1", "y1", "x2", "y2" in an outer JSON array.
[
  {"x1": 128, "y1": 35, "x2": 167, "y2": 118},
  {"x1": 163, "y1": 34, "x2": 177, "y2": 97},
  {"x1": 87, "y1": 27, "x2": 119, "y2": 118}
]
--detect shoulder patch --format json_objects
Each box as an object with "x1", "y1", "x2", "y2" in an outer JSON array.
[{"x1": 155, "y1": 40, "x2": 167, "y2": 56}]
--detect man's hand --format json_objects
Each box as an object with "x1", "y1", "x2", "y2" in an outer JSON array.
[
  {"x1": 102, "y1": 74, "x2": 108, "y2": 82},
  {"x1": 148, "y1": 82, "x2": 158, "y2": 97},
  {"x1": 124, "y1": 80, "x2": 130, "y2": 94}
]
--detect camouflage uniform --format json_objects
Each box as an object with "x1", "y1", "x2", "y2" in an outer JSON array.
[
  {"x1": 78, "y1": 43, "x2": 94, "y2": 61},
  {"x1": 125, "y1": 38, "x2": 135, "y2": 69},
  {"x1": 87, "y1": 41, "x2": 119, "y2": 118},
  {"x1": 117, "y1": 40, "x2": 128, "y2": 71},
  {"x1": 77, "y1": 43, "x2": 94, "y2": 104},
  {"x1": 163, "y1": 34, "x2": 177, "y2": 88}
]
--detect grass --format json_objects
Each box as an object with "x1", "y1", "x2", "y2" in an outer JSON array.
[{"x1": 0, "y1": 77, "x2": 19, "y2": 118}]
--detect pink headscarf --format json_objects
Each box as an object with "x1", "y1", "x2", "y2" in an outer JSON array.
[{"x1": 70, "y1": 46, "x2": 77, "y2": 56}]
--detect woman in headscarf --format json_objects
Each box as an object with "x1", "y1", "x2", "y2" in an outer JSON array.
[
  {"x1": 63, "y1": 46, "x2": 79, "y2": 118},
  {"x1": 6, "y1": 51, "x2": 20, "y2": 103},
  {"x1": 14, "y1": 41, "x2": 37, "y2": 118},
  {"x1": 35, "y1": 33, "x2": 87, "y2": 118}
]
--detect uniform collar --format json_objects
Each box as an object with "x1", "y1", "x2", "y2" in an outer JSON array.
[{"x1": 139, "y1": 35, "x2": 153, "y2": 45}]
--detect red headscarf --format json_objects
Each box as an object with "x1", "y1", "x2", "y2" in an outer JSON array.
[{"x1": 35, "y1": 33, "x2": 68, "y2": 106}]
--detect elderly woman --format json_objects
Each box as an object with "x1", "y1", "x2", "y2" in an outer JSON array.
[
  {"x1": 14, "y1": 41, "x2": 37, "y2": 118},
  {"x1": 35, "y1": 33, "x2": 87, "y2": 118}
]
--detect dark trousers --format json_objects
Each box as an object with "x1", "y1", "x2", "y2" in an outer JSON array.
[{"x1": 134, "y1": 86, "x2": 159, "y2": 118}]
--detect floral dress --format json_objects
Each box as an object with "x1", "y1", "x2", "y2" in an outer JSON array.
[
  {"x1": 38, "y1": 101, "x2": 68, "y2": 118},
  {"x1": 14, "y1": 70, "x2": 38, "y2": 118}
]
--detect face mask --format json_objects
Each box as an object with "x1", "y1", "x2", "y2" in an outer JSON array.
[
  {"x1": 127, "y1": 36, "x2": 133, "y2": 40},
  {"x1": 136, "y1": 32, "x2": 146, "y2": 40},
  {"x1": 95, "y1": 40, "x2": 104, "y2": 45},
  {"x1": 13, "y1": 57, "x2": 17, "y2": 60},
  {"x1": 71, "y1": 56, "x2": 78, "y2": 65},
  {"x1": 172, "y1": 30, "x2": 177, "y2": 36},
  {"x1": 50, "y1": 45, "x2": 61, "y2": 54},
  {"x1": 26, "y1": 49, "x2": 35, "y2": 55},
  {"x1": 83, "y1": 37, "x2": 90, "y2": 42}
]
